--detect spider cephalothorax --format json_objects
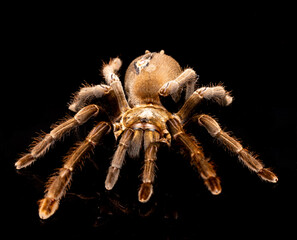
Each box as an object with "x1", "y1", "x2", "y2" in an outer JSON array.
[{"x1": 15, "y1": 50, "x2": 278, "y2": 219}]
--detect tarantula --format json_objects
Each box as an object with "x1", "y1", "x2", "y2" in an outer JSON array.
[{"x1": 15, "y1": 50, "x2": 278, "y2": 219}]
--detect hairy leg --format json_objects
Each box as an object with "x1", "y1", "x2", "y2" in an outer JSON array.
[
  {"x1": 38, "y1": 121, "x2": 111, "y2": 219},
  {"x1": 102, "y1": 57, "x2": 130, "y2": 113},
  {"x1": 15, "y1": 104, "x2": 100, "y2": 169},
  {"x1": 167, "y1": 117, "x2": 221, "y2": 195},
  {"x1": 127, "y1": 129, "x2": 143, "y2": 158},
  {"x1": 69, "y1": 84, "x2": 111, "y2": 112},
  {"x1": 159, "y1": 68, "x2": 198, "y2": 101},
  {"x1": 176, "y1": 85, "x2": 233, "y2": 123},
  {"x1": 139, "y1": 130, "x2": 160, "y2": 203},
  {"x1": 105, "y1": 128, "x2": 134, "y2": 190},
  {"x1": 197, "y1": 114, "x2": 278, "y2": 183}
]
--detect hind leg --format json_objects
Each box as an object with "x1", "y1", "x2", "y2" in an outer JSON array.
[
  {"x1": 197, "y1": 114, "x2": 278, "y2": 183},
  {"x1": 38, "y1": 121, "x2": 111, "y2": 219},
  {"x1": 15, "y1": 104, "x2": 100, "y2": 169},
  {"x1": 167, "y1": 117, "x2": 221, "y2": 195}
]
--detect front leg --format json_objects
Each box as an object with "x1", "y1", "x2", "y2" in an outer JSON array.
[
  {"x1": 69, "y1": 84, "x2": 111, "y2": 112},
  {"x1": 70, "y1": 57, "x2": 130, "y2": 114},
  {"x1": 159, "y1": 68, "x2": 197, "y2": 101},
  {"x1": 102, "y1": 58, "x2": 130, "y2": 113},
  {"x1": 139, "y1": 130, "x2": 160, "y2": 203},
  {"x1": 176, "y1": 85, "x2": 233, "y2": 123}
]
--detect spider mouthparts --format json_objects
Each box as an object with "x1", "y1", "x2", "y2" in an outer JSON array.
[
  {"x1": 138, "y1": 183, "x2": 153, "y2": 203},
  {"x1": 105, "y1": 167, "x2": 120, "y2": 190}
]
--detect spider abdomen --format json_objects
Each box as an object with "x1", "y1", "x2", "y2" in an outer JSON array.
[{"x1": 124, "y1": 51, "x2": 182, "y2": 106}]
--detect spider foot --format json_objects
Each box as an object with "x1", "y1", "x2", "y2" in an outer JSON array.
[
  {"x1": 15, "y1": 153, "x2": 35, "y2": 169},
  {"x1": 38, "y1": 197, "x2": 60, "y2": 219},
  {"x1": 204, "y1": 177, "x2": 222, "y2": 195},
  {"x1": 198, "y1": 86, "x2": 233, "y2": 106},
  {"x1": 138, "y1": 182, "x2": 153, "y2": 203},
  {"x1": 257, "y1": 168, "x2": 278, "y2": 183},
  {"x1": 159, "y1": 81, "x2": 179, "y2": 97},
  {"x1": 105, "y1": 167, "x2": 120, "y2": 190},
  {"x1": 224, "y1": 95, "x2": 233, "y2": 106}
]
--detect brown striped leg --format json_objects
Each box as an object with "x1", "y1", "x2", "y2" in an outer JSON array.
[
  {"x1": 105, "y1": 128, "x2": 134, "y2": 190},
  {"x1": 138, "y1": 130, "x2": 160, "y2": 203},
  {"x1": 176, "y1": 85, "x2": 233, "y2": 123},
  {"x1": 197, "y1": 114, "x2": 278, "y2": 183},
  {"x1": 102, "y1": 57, "x2": 130, "y2": 113},
  {"x1": 15, "y1": 104, "x2": 100, "y2": 169},
  {"x1": 127, "y1": 129, "x2": 143, "y2": 158},
  {"x1": 68, "y1": 84, "x2": 111, "y2": 112},
  {"x1": 159, "y1": 68, "x2": 197, "y2": 101},
  {"x1": 167, "y1": 117, "x2": 221, "y2": 195},
  {"x1": 38, "y1": 121, "x2": 111, "y2": 219}
]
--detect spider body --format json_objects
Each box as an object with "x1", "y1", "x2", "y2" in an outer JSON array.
[{"x1": 16, "y1": 50, "x2": 278, "y2": 219}]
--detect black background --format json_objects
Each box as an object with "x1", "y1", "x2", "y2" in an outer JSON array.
[{"x1": 3, "y1": 3, "x2": 296, "y2": 239}]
